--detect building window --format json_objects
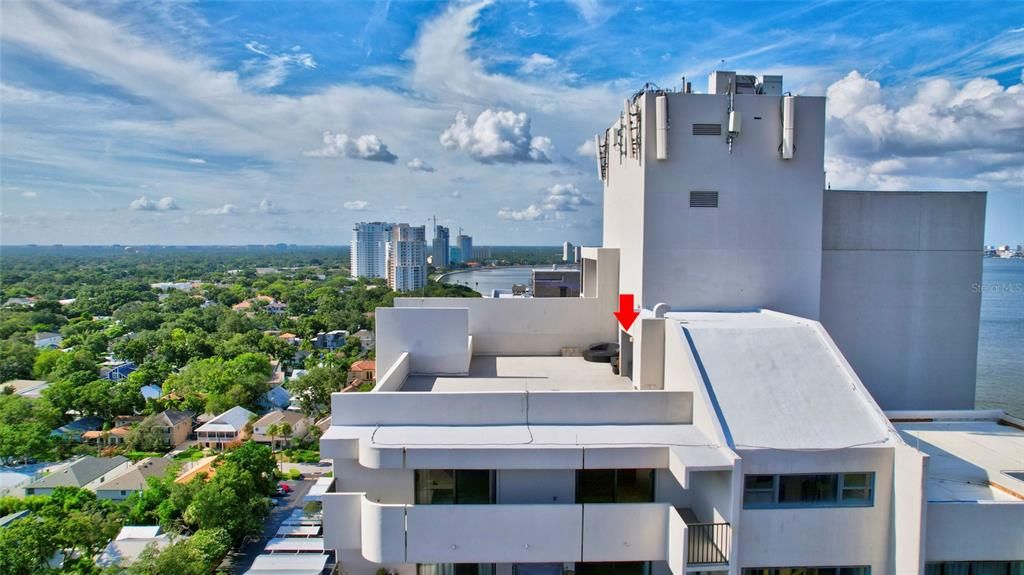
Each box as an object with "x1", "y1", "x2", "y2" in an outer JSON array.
[
  {"x1": 745, "y1": 564, "x2": 872, "y2": 568},
  {"x1": 418, "y1": 565, "x2": 495, "y2": 575},
  {"x1": 926, "y1": 562, "x2": 1024, "y2": 575},
  {"x1": 415, "y1": 470, "x2": 495, "y2": 504},
  {"x1": 576, "y1": 469, "x2": 654, "y2": 503},
  {"x1": 743, "y1": 473, "x2": 874, "y2": 508}
]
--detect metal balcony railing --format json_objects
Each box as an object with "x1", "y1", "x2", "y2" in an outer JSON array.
[{"x1": 687, "y1": 522, "x2": 731, "y2": 566}]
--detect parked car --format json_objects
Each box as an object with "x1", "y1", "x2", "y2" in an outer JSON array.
[{"x1": 278, "y1": 482, "x2": 292, "y2": 493}]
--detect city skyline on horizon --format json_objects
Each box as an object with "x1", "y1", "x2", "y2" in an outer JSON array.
[{"x1": 1, "y1": 0, "x2": 1022, "y2": 246}]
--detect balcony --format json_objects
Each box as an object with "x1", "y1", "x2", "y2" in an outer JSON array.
[
  {"x1": 326, "y1": 494, "x2": 697, "y2": 571},
  {"x1": 685, "y1": 522, "x2": 731, "y2": 567}
]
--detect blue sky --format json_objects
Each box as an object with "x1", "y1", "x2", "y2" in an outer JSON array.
[{"x1": 1, "y1": 0, "x2": 1021, "y2": 245}]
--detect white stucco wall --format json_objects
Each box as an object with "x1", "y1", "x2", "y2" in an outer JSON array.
[
  {"x1": 820, "y1": 190, "x2": 986, "y2": 410},
  {"x1": 736, "y1": 448, "x2": 895, "y2": 572},
  {"x1": 925, "y1": 502, "x2": 1024, "y2": 562},
  {"x1": 375, "y1": 307, "x2": 470, "y2": 375},
  {"x1": 892, "y1": 443, "x2": 928, "y2": 574},
  {"x1": 632, "y1": 93, "x2": 826, "y2": 317}
]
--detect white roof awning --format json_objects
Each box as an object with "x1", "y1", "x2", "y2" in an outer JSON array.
[
  {"x1": 244, "y1": 553, "x2": 329, "y2": 574},
  {"x1": 303, "y1": 477, "x2": 334, "y2": 502},
  {"x1": 263, "y1": 537, "x2": 324, "y2": 553},
  {"x1": 275, "y1": 524, "x2": 321, "y2": 537}
]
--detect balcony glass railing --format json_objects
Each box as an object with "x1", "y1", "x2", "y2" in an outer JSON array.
[{"x1": 686, "y1": 522, "x2": 731, "y2": 566}]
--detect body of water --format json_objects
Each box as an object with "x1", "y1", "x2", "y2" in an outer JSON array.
[
  {"x1": 441, "y1": 266, "x2": 579, "y2": 296},
  {"x1": 442, "y1": 259, "x2": 1023, "y2": 416},
  {"x1": 976, "y1": 258, "x2": 1024, "y2": 417}
]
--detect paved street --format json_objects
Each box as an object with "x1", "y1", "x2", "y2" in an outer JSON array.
[{"x1": 232, "y1": 479, "x2": 314, "y2": 574}]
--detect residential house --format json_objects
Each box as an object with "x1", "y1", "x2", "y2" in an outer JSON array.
[
  {"x1": 34, "y1": 331, "x2": 63, "y2": 349},
  {"x1": 24, "y1": 456, "x2": 130, "y2": 496},
  {"x1": 313, "y1": 330, "x2": 349, "y2": 350},
  {"x1": 100, "y1": 360, "x2": 137, "y2": 382},
  {"x1": 353, "y1": 329, "x2": 375, "y2": 351},
  {"x1": 52, "y1": 416, "x2": 104, "y2": 442},
  {"x1": 147, "y1": 409, "x2": 194, "y2": 448},
  {"x1": 251, "y1": 410, "x2": 310, "y2": 447},
  {"x1": 1, "y1": 379, "x2": 50, "y2": 398},
  {"x1": 233, "y1": 295, "x2": 287, "y2": 315},
  {"x1": 347, "y1": 360, "x2": 375, "y2": 384},
  {"x1": 194, "y1": 406, "x2": 254, "y2": 449},
  {"x1": 94, "y1": 458, "x2": 172, "y2": 501},
  {"x1": 82, "y1": 425, "x2": 132, "y2": 447},
  {"x1": 95, "y1": 526, "x2": 175, "y2": 568},
  {"x1": 263, "y1": 384, "x2": 293, "y2": 411}
]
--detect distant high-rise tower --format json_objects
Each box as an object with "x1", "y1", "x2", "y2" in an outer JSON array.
[
  {"x1": 351, "y1": 222, "x2": 392, "y2": 279},
  {"x1": 433, "y1": 225, "x2": 450, "y2": 269},
  {"x1": 387, "y1": 224, "x2": 427, "y2": 292},
  {"x1": 562, "y1": 240, "x2": 575, "y2": 262},
  {"x1": 455, "y1": 234, "x2": 473, "y2": 264}
]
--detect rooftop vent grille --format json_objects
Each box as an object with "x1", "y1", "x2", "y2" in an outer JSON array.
[
  {"x1": 690, "y1": 191, "x2": 719, "y2": 208},
  {"x1": 693, "y1": 123, "x2": 722, "y2": 136}
]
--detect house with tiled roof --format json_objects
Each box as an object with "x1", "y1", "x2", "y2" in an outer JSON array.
[
  {"x1": 348, "y1": 359, "x2": 375, "y2": 383},
  {"x1": 24, "y1": 456, "x2": 130, "y2": 496},
  {"x1": 94, "y1": 457, "x2": 172, "y2": 501},
  {"x1": 82, "y1": 425, "x2": 132, "y2": 446}
]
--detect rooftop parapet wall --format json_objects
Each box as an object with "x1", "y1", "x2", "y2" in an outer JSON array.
[
  {"x1": 330, "y1": 390, "x2": 693, "y2": 427},
  {"x1": 394, "y1": 248, "x2": 620, "y2": 356}
]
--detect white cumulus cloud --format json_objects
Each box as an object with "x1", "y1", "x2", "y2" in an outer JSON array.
[
  {"x1": 440, "y1": 109, "x2": 553, "y2": 164},
  {"x1": 344, "y1": 200, "x2": 369, "y2": 211},
  {"x1": 305, "y1": 132, "x2": 398, "y2": 163},
  {"x1": 825, "y1": 70, "x2": 1024, "y2": 190},
  {"x1": 197, "y1": 204, "x2": 238, "y2": 216},
  {"x1": 497, "y1": 205, "x2": 544, "y2": 221},
  {"x1": 542, "y1": 183, "x2": 592, "y2": 211},
  {"x1": 407, "y1": 157, "x2": 435, "y2": 172},
  {"x1": 575, "y1": 139, "x2": 596, "y2": 157},
  {"x1": 129, "y1": 196, "x2": 179, "y2": 211}
]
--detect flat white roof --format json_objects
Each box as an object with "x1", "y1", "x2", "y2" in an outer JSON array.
[
  {"x1": 304, "y1": 476, "x2": 334, "y2": 502},
  {"x1": 275, "y1": 525, "x2": 321, "y2": 537},
  {"x1": 244, "y1": 553, "x2": 328, "y2": 575},
  {"x1": 670, "y1": 311, "x2": 895, "y2": 450},
  {"x1": 402, "y1": 355, "x2": 631, "y2": 392},
  {"x1": 263, "y1": 537, "x2": 324, "y2": 552},
  {"x1": 894, "y1": 417, "x2": 1024, "y2": 502}
]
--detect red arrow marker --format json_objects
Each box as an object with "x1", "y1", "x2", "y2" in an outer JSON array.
[{"x1": 614, "y1": 293, "x2": 640, "y2": 331}]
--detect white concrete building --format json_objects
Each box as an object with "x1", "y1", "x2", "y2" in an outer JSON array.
[
  {"x1": 352, "y1": 222, "x2": 393, "y2": 280},
  {"x1": 388, "y1": 224, "x2": 428, "y2": 292},
  {"x1": 319, "y1": 73, "x2": 1019, "y2": 575},
  {"x1": 563, "y1": 241, "x2": 576, "y2": 263}
]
